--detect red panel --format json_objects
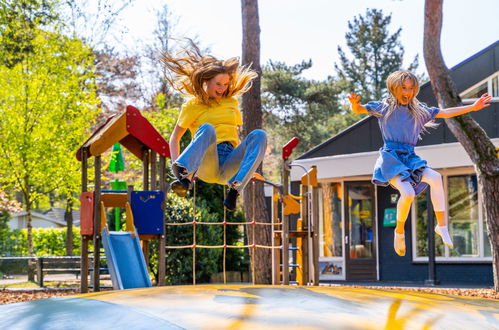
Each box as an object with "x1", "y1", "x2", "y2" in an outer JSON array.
[
  {"x1": 80, "y1": 191, "x2": 94, "y2": 236},
  {"x1": 282, "y1": 137, "x2": 300, "y2": 160},
  {"x1": 125, "y1": 106, "x2": 171, "y2": 159}
]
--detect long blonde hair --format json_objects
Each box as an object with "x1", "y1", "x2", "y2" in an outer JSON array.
[
  {"x1": 382, "y1": 71, "x2": 438, "y2": 136},
  {"x1": 160, "y1": 41, "x2": 257, "y2": 105}
]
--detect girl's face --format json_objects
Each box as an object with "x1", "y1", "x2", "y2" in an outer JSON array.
[
  {"x1": 206, "y1": 73, "x2": 230, "y2": 100},
  {"x1": 395, "y1": 78, "x2": 416, "y2": 105}
]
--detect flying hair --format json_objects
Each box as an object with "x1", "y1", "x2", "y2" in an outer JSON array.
[
  {"x1": 160, "y1": 40, "x2": 258, "y2": 105},
  {"x1": 381, "y1": 71, "x2": 439, "y2": 137}
]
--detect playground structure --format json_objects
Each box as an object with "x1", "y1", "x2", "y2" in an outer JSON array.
[
  {"x1": 75, "y1": 105, "x2": 321, "y2": 291},
  {"x1": 76, "y1": 105, "x2": 169, "y2": 292}
]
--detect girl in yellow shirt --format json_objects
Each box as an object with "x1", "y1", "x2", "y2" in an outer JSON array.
[{"x1": 161, "y1": 44, "x2": 267, "y2": 210}]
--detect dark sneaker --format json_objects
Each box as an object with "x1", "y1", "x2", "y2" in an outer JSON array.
[
  {"x1": 223, "y1": 188, "x2": 239, "y2": 211},
  {"x1": 172, "y1": 163, "x2": 188, "y2": 180},
  {"x1": 171, "y1": 178, "x2": 192, "y2": 198}
]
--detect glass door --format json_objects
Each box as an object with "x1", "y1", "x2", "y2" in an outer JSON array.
[{"x1": 344, "y1": 181, "x2": 377, "y2": 280}]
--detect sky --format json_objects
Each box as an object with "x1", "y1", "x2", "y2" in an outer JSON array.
[{"x1": 114, "y1": 0, "x2": 499, "y2": 80}]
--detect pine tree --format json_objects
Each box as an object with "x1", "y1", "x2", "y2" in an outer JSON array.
[{"x1": 335, "y1": 8, "x2": 419, "y2": 102}]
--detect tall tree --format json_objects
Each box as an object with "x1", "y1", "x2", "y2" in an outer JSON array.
[
  {"x1": 0, "y1": 19, "x2": 98, "y2": 269},
  {"x1": 335, "y1": 8, "x2": 419, "y2": 102},
  {"x1": 424, "y1": 0, "x2": 499, "y2": 291},
  {"x1": 241, "y1": 0, "x2": 271, "y2": 284},
  {"x1": 262, "y1": 61, "x2": 354, "y2": 153}
]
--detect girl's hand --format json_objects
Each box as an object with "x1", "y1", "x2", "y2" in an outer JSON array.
[
  {"x1": 471, "y1": 93, "x2": 492, "y2": 111},
  {"x1": 348, "y1": 92, "x2": 361, "y2": 110}
]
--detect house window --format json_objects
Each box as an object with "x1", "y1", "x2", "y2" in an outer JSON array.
[
  {"x1": 461, "y1": 72, "x2": 499, "y2": 101},
  {"x1": 414, "y1": 174, "x2": 491, "y2": 260},
  {"x1": 319, "y1": 182, "x2": 343, "y2": 258},
  {"x1": 462, "y1": 81, "x2": 488, "y2": 99},
  {"x1": 448, "y1": 175, "x2": 479, "y2": 257}
]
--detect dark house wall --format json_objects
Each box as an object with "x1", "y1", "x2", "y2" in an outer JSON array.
[{"x1": 376, "y1": 186, "x2": 493, "y2": 285}]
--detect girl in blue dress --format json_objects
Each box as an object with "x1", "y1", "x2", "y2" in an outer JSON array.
[{"x1": 348, "y1": 71, "x2": 492, "y2": 256}]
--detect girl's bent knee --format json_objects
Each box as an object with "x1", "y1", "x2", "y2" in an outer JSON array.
[
  {"x1": 249, "y1": 129, "x2": 267, "y2": 139},
  {"x1": 199, "y1": 123, "x2": 216, "y2": 133},
  {"x1": 400, "y1": 189, "x2": 415, "y2": 201}
]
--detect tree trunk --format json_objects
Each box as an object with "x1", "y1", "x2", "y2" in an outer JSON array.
[
  {"x1": 424, "y1": 0, "x2": 499, "y2": 291},
  {"x1": 241, "y1": 0, "x2": 272, "y2": 284},
  {"x1": 25, "y1": 193, "x2": 35, "y2": 281},
  {"x1": 65, "y1": 198, "x2": 74, "y2": 256}
]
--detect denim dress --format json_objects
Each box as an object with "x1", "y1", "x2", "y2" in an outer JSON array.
[{"x1": 366, "y1": 102, "x2": 439, "y2": 195}]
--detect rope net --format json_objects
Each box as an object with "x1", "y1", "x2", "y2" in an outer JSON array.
[{"x1": 165, "y1": 178, "x2": 282, "y2": 285}]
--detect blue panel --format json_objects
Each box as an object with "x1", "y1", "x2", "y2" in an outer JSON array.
[
  {"x1": 102, "y1": 228, "x2": 152, "y2": 290},
  {"x1": 131, "y1": 191, "x2": 164, "y2": 235},
  {"x1": 0, "y1": 297, "x2": 181, "y2": 329}
]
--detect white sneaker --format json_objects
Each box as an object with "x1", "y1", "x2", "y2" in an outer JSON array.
[
  {"x1": 435, "y1": 225, "x2": 454, "y2": 248},
  {"x1": 394, "y1": 231, "x2": 406, "y2": 256}
]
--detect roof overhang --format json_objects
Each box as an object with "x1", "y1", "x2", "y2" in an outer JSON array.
[
  {"x1": 290, "y1": 138, "x2": 499, "y2": 181},
  {"x1": 76, "y1": 105, "x2": 170, "y2": 161}
]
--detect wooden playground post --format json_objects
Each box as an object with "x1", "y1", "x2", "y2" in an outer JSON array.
[
  {"x1": 92, "y1": 156, "x2": 102, "y2": 292},
  {"x1": 311, "y1": 168, "x2": 320, "y2": 285},
  {"x1": 300, "y1": 184, "x2": 309, "y2": 284},
  {"x1": 158, "y1": 156, "x2": 167, "y2": 286},
  {"x1": 281, "y1": 162, "x2": 290, "y2": 285},
  {"x1": 271, "y1": 186, "x2": 280, "y2": 285},
  {"x1": 80, "y1": 148, "x2": 89, "y2": 293}
]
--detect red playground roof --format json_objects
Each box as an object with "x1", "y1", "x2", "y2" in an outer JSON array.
[{"x1": 76, "y1": 105, "x2": 170, "y2": 161}]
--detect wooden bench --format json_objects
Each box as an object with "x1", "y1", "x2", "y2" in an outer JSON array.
[{"x1": 36, "y1": 256, "x2": 81, "y2": 287}]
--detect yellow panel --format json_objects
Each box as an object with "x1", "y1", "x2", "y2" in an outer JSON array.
[
  {"x1": 101, "y1": 193, "x2": 128, "y2": 208},
  {"x1": 89, "y1": 114, "x2": 129, "y2": 157},
  {"x1": 283, "y1": 194, "x2": 300, "y2": 216},
  {"x1": 125, "y1": 202, "x2": 137, "y2": 237},
  {"x1": 252, "y1": 173, "x2": 266, "y2": 181},
  {"x1": 100, "y1": 202, "x2": 108, "y2": 232},
  {"x1": 301, "y1": 166, "x2": 318, "y2": 187}
]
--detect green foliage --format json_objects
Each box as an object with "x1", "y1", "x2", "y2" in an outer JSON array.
[
  {"x1": 0, "y1": 227, "x2": 82, "y2": 257},
  {"x1": 335, "y1": 8, "x2": 419, "y2": 102},
  {"x1": 0, "y1": 0, "x2": 58, "y2": 68},
  {"x1": 262, "y1": 60, "x2": 356, "y2": 180},
  {"x1": 0, "y1": 17, "x2": 99, "y2": 239},
  {"x1": 262, "y1": 61, "x2": 342, "y2": 154}
]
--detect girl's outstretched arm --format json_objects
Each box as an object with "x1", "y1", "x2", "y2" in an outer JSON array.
[
  {"x1": 169, "y1": 124, "x2": 188, "y2": 162},
  {"x1": 348, "y1": 92, "x2": 369, "y2": 114},
  {"x1": 436, "y1": 93, "x2": 492, "y2": 118}
]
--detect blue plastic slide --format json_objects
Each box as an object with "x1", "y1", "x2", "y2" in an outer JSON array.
[{"x1": 101, "y1": 228, "x2": 152, "y2": 290}]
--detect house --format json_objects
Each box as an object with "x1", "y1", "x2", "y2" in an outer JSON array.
[
  {"x1": 290, "y1": 41, "x2": 498, "y2": 285},
  {"x1": 9, "y1": 208, "x2": 80, "y2": 230}
]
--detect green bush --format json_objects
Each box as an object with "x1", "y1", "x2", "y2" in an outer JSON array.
[{"x1": 0, "y1": 227, "x2": 81, "y2": 257}]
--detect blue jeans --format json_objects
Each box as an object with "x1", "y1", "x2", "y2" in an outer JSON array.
[{"x1": 174, "y1": 123, "x2": 267, "y2": 192}]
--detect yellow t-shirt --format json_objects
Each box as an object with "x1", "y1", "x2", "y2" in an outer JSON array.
[{"x1": 177, "y1": 97, "x2": 242, "y2": 147}]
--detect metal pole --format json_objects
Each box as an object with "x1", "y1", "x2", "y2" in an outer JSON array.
[{"x1": 425, "y1": 188, "x2": 438, "y2": 285}]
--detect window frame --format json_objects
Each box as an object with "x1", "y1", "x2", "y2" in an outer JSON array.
[
  {"x1": 460, "y1": 71, "x2": 499, "y2": 104},
  {"x1": 411, "y1": 167, "x2": 492, "y2": 263}
]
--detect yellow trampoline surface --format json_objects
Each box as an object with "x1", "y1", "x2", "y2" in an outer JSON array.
[{"x1": 0, "y1": 285, "x2": 498, "y2": 329}]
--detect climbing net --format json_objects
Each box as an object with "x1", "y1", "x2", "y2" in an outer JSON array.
[{"x1": 165, "y1": 177, "x2": 282, "y2": 284}]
